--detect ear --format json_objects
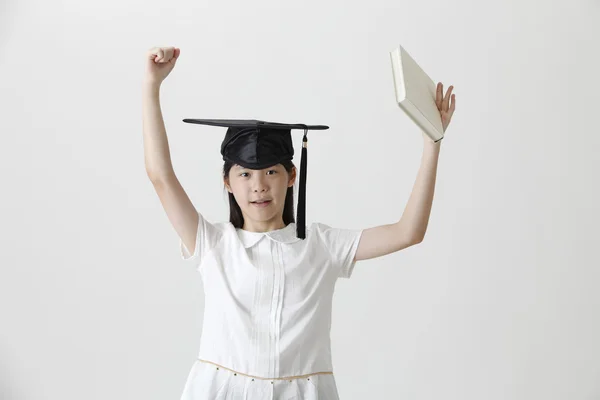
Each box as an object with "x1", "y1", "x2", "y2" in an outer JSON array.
[
  {"x1": 288, "y1": 167, "x2": 297, "y2": 187},
  {"x1": 224, "y1": 177, "x2": 232, "y2": 193}
]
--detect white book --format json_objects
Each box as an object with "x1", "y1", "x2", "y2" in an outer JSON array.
[{"x1": 389, "y1": 45, "x2": 444, "y2": 142}]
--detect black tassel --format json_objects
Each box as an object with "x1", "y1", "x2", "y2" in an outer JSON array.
[{"x1": 297, "y1": 130, "x2": 308, "y2": 239}]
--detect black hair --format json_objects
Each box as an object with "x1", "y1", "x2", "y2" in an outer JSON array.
[{"x1": 223, "y1": 160, "x2": 296, "y2": 229}]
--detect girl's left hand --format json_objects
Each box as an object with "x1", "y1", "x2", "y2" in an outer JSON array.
[{"x1": 434, "y1": 82, "x2": 456, "y2": 134}]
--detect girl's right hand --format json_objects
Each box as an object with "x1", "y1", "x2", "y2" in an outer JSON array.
[{"x1": 144, "y1": 46, "x2": 180, "y2": 86}]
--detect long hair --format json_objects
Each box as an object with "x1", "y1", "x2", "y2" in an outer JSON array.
[{"x1": 223, "y1": 160, "x2": 296, "y2": 229}]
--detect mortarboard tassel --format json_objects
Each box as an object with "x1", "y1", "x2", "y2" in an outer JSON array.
[{"x1": 297, "y1": 129, "x2": 308, "y2": 239}]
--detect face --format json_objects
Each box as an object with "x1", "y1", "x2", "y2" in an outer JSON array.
[{"x1": 225, "y1": 163, "x2": 296, "y2": 225}]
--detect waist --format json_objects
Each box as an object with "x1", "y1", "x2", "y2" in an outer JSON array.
[
  {"x1": 199, "y1": 315, "x2": 334, "y2": 377},
  {"x1": 197, "y1": 358, "x2": 333, "y2": 381}
]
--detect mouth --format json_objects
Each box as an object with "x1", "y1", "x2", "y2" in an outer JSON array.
[{"x1": 251, "y1": 199, "x2": 272, "y2": 208}]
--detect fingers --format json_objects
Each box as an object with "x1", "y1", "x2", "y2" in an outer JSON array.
[
  {"x1": 172, "y1": 48, "x2": 181, "y2": 62},
  {"x1": 147, "y1": 47, "x2": 163, "y2": 61},
  {"x1": 443, "y1": 85, "x2": 453, "y2": 111},
  {"x1": 155, "y1": 47, "x2": 172, "y2": 63},
  {"x1": 436, "y1": 82, "x2": 457, "y2": 119},
  {"x1": 147, "y1": 46, "x2": 178, "y2": 63}
]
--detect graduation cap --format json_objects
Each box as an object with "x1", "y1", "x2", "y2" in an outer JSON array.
[{"x1": 182, "y1": 119, "x2": 329, "y2": 239}]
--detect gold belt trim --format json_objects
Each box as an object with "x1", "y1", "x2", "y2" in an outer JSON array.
[{"x1": 197, "y1": 358, "x2": 334, "y2": 381}]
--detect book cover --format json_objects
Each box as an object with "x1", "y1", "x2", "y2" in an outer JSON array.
[{"x1": 389, "y1": 45, "x2": 444, "y2": 142}]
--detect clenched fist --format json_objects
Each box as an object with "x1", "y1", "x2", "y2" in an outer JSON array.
[{"x1": 144, "y1": 46, "x2": 180, "y2": 86}]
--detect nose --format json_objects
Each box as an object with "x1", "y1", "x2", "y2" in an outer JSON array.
[{"x1": 251, "y1": 174, "x2": 268, "y2": 192}]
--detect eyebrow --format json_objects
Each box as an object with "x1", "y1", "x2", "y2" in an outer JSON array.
[{"x1": 235, "y1": 165, "x2": 278, "y2": 170}]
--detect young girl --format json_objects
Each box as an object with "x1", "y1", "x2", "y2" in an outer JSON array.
[{"x1": 142, "y1": 46, "x2": 456, "y2": 400}]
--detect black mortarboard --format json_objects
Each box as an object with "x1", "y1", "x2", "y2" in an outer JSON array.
[{"x1": 182, "y1": 118, "x2": 329, "y2": 239}]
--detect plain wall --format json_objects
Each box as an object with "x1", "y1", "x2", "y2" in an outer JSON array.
[{"x1": 1, "y1": 0, "x2": 599, "y2": 398}]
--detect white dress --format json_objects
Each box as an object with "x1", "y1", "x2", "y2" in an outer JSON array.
[{"x1": 178, "y1": 213, "x2": 363, "y2": 400}]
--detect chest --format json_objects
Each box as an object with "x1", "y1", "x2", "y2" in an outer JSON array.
[{"x1": 200, "y1": 236, "x2": 336, "y2": 308}]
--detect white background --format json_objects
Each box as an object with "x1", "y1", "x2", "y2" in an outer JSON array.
[{"x1": 1, "y1": 0, "x2": 599, "y2": 398}]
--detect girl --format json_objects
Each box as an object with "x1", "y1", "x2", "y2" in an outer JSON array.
[{"x1": 142, "y1": 46, "x2": 456, "y2": 400}]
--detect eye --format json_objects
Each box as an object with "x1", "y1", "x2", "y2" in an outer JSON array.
[
  {"x1": 267, "y1": 170, "x2": 277, "y2": 175},
  {"x1": 240, "y1": 172, "x2": 249, "y2": 177}
]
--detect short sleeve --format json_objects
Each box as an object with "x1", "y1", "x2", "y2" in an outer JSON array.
[
  {"x1": 180, "y1": 212, "x2": 223, "y2": 269},
  {"x1": 316, "y1": 223, "x2": 364, "y2": 279}
]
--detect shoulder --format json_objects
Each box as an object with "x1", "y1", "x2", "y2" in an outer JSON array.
[
  {"x1": 306, "y1": 221, "x2": 332, "y2": 233},
  {"x1": 213, "y1": 221, "x2": 240, "y2": 240},
  {"x1": 213, "y1": 220, "x2": 233, "y2": 231},
  {"x1": 306, "y1": 221, "x2": 364, "y2": 248},
  {"x1": 291, "y1": 222, "x2": 332, "y2": 243},
  {"x1": 304, "y1": 222, "x2": 359, "y2": 244},
  {"x1": 198, "y1": 218, "x2": 236, "y2": 243}
]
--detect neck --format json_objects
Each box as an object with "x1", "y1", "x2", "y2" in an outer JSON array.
[{"x1": 241, "y1": 217, "x2": 286, "y2": 233}]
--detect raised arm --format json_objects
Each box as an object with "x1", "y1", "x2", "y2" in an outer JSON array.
[
  {"x1": 354, "y1": 139, "x2": 441, "y2": 261},
  {"x1": 354, "y1": 82, "x2": 455, "y2": 262},
  {"x1": 143, "y1": 46, "x2": 199, "y2": 256}
]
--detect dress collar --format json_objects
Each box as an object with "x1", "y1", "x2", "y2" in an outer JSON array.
[{"x1": 236, "y1": 222, "x2": 301, "y2": 248}]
